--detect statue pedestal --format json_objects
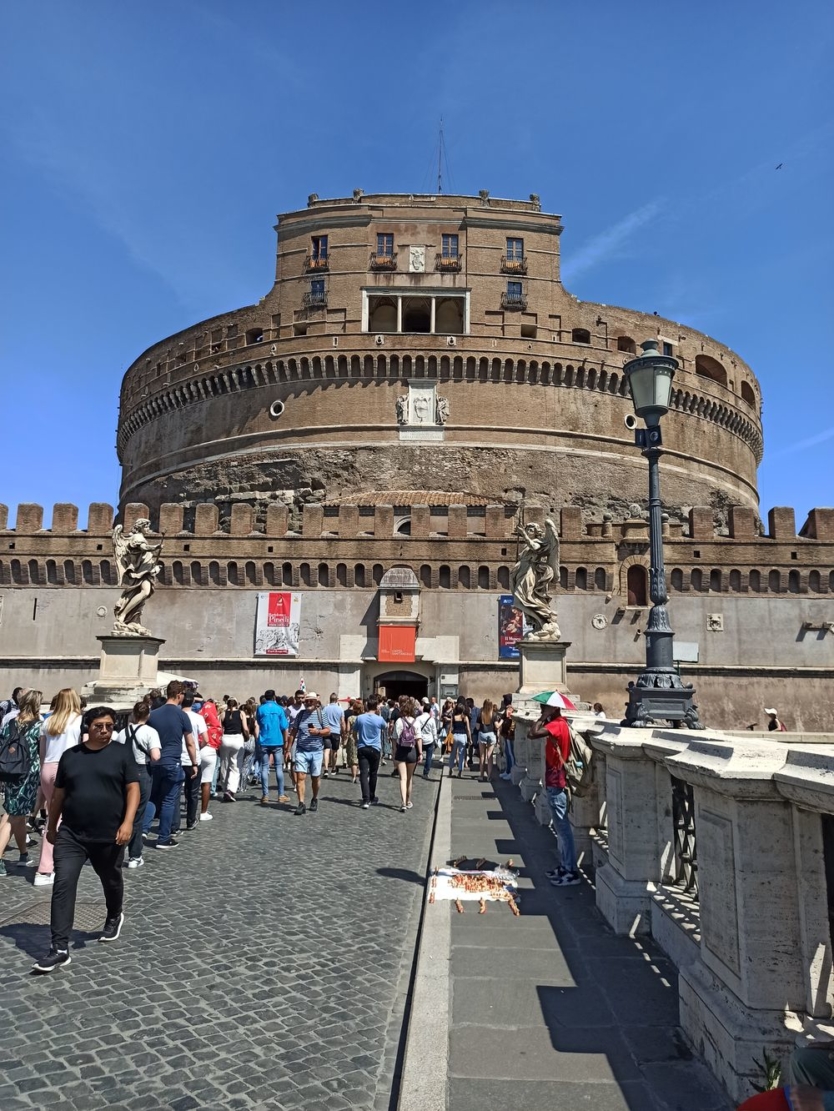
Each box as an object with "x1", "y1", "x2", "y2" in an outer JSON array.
[
  {"x1": 517, "y1": 639, "x2": 571, "y2": 696},
  {"x1": 82, "y1": 634, "x2": 166, "y2": 709}
]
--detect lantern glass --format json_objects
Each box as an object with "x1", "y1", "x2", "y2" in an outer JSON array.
[{"x1": 626, "y1": 341, "x2": 676, "y2": 420}]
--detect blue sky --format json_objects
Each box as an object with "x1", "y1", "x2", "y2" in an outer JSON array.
[{"x1": 1, "y1": 0, "x2": 831, "y2": 528}]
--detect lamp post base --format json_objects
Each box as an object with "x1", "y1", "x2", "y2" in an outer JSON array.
[{"x1": 623, "y1": 673, "x2": 704, "y2": 729}]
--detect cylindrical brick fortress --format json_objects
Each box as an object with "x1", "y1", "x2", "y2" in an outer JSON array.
[{"x1": 117, "y1": 193, "x2": 762, "y2": 520}]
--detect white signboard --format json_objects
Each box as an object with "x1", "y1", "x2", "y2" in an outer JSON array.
[{"x1": 255, "y1": 592, "x2": 301, "y2": 656}]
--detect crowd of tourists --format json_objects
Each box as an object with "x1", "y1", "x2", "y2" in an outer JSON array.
[{"x1": 0, "y1": 680, "x2": 558, "y2": 974}]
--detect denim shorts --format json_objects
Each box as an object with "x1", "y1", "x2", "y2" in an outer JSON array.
[{"x1": 294, "y1": 749, "x2": 323, "y2": 777}]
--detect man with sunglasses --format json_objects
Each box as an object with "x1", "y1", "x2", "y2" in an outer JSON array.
[{"x1": 32, "y1": 705, "x2": 140, "y2": 973}]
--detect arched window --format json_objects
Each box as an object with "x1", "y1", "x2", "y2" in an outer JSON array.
[
  {"x1": 809, "y1": 570, "x2": 822, "y2": 593},
  {"x1": 282, "y1": 562, "x2": 293, "y2": 586},
  {"x1": 574, "y1": 567, "x2": 587, "y2": 590},
  {"x1": 82, "y1": 559, "x2": 94, "y2": 585},
  {"x1": 709, "y1": 569, "x2": 722, "y2": 592},
  {"x1": 458, "y1": 566, "x2": 471, "y2": 589},
  {"x1": 227, "y1": 561, "x2": 240, "y2": 586},
  {"x1": 572, "y1": 328, "x2": 591, "y2": 344},
  {"x1": 28, "y1": 559, "x2": 40, "y2": 584},
  {"x1": 335, "y1": 563, "x2": 347, "y2": 586},
  {"x1": 318, "y1": 563, "x2": 329, "y2": 587},
  {"x1": 395, "y1": 518, "x2": 411, "y2": 536},
  {"x1": 695, "y1": 354, "x2": 728, "y2": 387},
  {"x1": 768, "y1": 569, "x2": 781, "y2": 593},
  {"x1": 830, "y1": 570, "x2": 834, "y2": 592},
  {"x1": 191, "y1": 561, "x2": 202, "y2": 585},
  {"x1": 627, "y1": 565, "x2": 647, "y2": 606},
  {"x1": 300, "y1": 563, "x2": 311, "y2": 586},
  {"x1": 262, "y1": 562, "x2": 275, "y2": 587},
  {"x1": 245, "y1": 561, "x2": 258, "y2": 584},
  {"x1": 740, "y1": 381, "x2": 756, "y2": 407},
  {"x1": 594, "y1": 567, "x2": 606, "y2": 591},
  {"x1": 173, "y1": 561, "x2": 185, "y2": 585},
  {"x1": 355, "y1": 564, "x2": 366, "y2": 588},
  {"x1": 11, "y1": 559, "x2": 25, "y2": 585},
  {"x1": 420, "y1": 564, "x2": 432, "y2": 588},
  {"x1": 64, "y1": 559, "x2": 76, "y2": 585},
  {"x1": 617, "y1": 336, "x2": 636, "y2": 353},
  {"x1": 46, "y1": 559, "x2": 59, "y2": 585},
  {"x1": 729, "y1": 569, "x2": 742, "y2": 591},
  {"x1": 559, "y1": 566, "x2": 568, "y2": 590},
  {"x1": 749, "y1": 569, "x2": 761, "y2": 592},
  {"x1": 439, "y1": 565, "x2": 451, "y2": 589},
  {"x1": 498, "y1": 566, "x2": 510, "y2": 590},
  {"x1": 691, "y1": 568, "x2": 703, "y2": 592},
  {"x1": 372, "y1": 564, "x2": 384, "y2": 586},
  {"x1": 209, "y1": 561, "x2": 222, "y2": 584},
  {"x1": 788, "y1": 569, "x2": 800, "y2": 594},
  {"x1": 478, "y1": 566, "x2": 490, "y2": 589},
  {"x1": 671, "y1": 568, "x2": 683, "y2": 591}
]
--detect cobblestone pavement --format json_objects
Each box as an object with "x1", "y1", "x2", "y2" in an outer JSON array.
[{"x1": 0, "y1": 767, "x2": 440, "y2": 1111}]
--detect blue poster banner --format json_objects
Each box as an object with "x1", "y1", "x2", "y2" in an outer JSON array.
[{"x1": 498, "y1": 594, "x2": 524, "y2": 659}]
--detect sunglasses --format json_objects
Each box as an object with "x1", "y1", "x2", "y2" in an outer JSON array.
[{"x1": 89, "y1": 721, "x2": 115, "y2": 731}]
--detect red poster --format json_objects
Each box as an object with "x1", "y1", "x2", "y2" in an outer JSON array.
[{"x1": 379, "y1": 625, "x2": 417, "y2": 663}]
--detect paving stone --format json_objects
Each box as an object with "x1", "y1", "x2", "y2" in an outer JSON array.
[{"x1": 0, "y1": 773, "x2": 437, "y2": 1110}]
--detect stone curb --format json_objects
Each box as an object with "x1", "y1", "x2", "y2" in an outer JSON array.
[{"x1": 396, "y1": 771, "x2": 452, "y2": 1111}]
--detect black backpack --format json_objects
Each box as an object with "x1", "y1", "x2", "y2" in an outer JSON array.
[{"x1": 0, "y1": 719, "x2": 33, "y2": 782}]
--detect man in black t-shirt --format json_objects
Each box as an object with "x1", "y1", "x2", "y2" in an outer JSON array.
[{"x1": 33, "y1": 706, "x2": 140, "y2": 974}]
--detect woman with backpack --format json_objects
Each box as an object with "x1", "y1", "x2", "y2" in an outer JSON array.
[
  {"x1": 476, "y1": 699, "x2": 498, "y2": 782},
  {"x1": 218, "y1": 698, "x2": 250, "y2": 802},
  {"x1": 393, "y1": 697, "x2": 422, "y2": 812},
  {"x1": 115, "y1": 700, "x2": 161, "y2": 869},
  {"x1": 34, "y1": 688, "x2": 83, "y2": 886},
  {"x1": 0, "y1": 689, "x2": 43, "y2": 877},
  {"x1": 449, "y1": 698, "x2": 471, "y2": 779}
]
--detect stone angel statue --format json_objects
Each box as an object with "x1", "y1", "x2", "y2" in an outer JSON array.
[
  {"x1": 510, "y1": 517, "x2": 561, "y2": 641},
  {"x1": 112, "y1": 519, "x2": 163, "y2": 636}
]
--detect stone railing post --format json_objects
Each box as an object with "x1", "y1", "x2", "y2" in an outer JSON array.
[{"x1": 658, "y1": 738, "x2": 803, "y2": 1101}]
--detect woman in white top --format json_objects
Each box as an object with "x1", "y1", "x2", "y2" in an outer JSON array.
[
  {"x1": 35, "y1": 688, "x2": 82, "y2": 886},
  {"x1": 115, "y1": 700, "x2": 161, "y2": 869}
]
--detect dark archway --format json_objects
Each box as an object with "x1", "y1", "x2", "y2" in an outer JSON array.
[
  {"x1": 627, "y1": 564, "x2": 648, "y2": 607},
  {"x1": 374, "y1": 670, "x2": 428, "y2": 702}
]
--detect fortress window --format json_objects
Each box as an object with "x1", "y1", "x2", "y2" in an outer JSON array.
[
  {"x1": 245, "y1": 328, "x2": 264, "y2": 345},
  {"x1": 506, "y1": 281, "x2": 523, "y2": 302},
  {"x1": 617, "y1": 336, "x2": 636, "y2": 353},
  {"x1": 627, "y1": 565, "x2": 648, "y2": 605},
  {"x1": 441, "y1": 234, "x2": 459, "y2": 258},
  {"x1": 506, "y1": 237, "x2": 523, "y2": 260},
  {"x1": 741, "y1": 381, "x2": 756, "y2": 407},
  {"x1": 311, "y1": 235, "x2": 328, "y2": 260},
  {"x1": 572, "y1": 328, "x2": 591, "y2": 345},
  {"x1": 377, "y1": 233, "x2": 394, "y2": 257},
  {"x1": 662, "y1": 342, "x2": 673, "y2": 356},
  {"x1": 695, "y1": 354, "x2": 728, "y2": 387}
]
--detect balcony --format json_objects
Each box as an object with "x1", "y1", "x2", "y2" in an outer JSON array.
[
  {"x1": 501, "y1": 292, "x2": 527, "y2": 311},
  {"x1": 304, "y1": 254, "x2": 329, "y2": 272},
  {"x1": 435, "y1": 254, "x2": 462, "y2": 272},
  {"x1": 501, "y1": 255, "x2": 528, "y2": 274},
  {"x1": 370, "y1": 252, "x2": 398, "y2": 271},
  {"x1": 303, "y1": 290, "x2": 328, "y2": 309}
]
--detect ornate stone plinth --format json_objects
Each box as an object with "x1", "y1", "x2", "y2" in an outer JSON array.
[
  {"x1": 82, "y1": 633, "x2": 166, "y2": 709},
  {"x1": 517, "y1": 639, "x2": 571, "y2": 696}
]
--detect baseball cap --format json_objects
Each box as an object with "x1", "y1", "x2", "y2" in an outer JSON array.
[{"x1": 421, "y1": 697, "x2": 430, "y2": 705}]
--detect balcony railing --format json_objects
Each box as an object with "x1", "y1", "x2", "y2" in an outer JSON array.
[
  {"x1": 436, "y1": 254, "x2": 462, "y2": 272},
  {"x1": 501, "y1": 292, "x2": 527, "y2": 311},
  {"x1": 303, "y1": 291, "x2": 328, "y2": 309},
  {"x1": 501, "y1": 255, "x2": 528, "y2": 274},
  {"x1": 305, "y1": 255, "x2": 329, "y2": 271},
  {"x1": 370, "y1": 252, "x2": 398, "y2": 271}
]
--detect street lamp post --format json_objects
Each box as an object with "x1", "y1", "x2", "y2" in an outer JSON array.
[{"x1": 622, "y1": 340, "x2": 703, "y2": 729}]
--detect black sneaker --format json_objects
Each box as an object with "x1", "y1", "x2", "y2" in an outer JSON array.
[
  {"x1": 370, "y1": 797, "x2": 380, "y2": 806},
  {"x1": 32, "y1": 949, "x2": 71, "y2": 974},
  {"x1": 294, "y1": 803, "x2": 307, "y2": 816},
  {"x1": 185, "y1": 822, "x2": 197, "y2": 831},
  {"x1": 99, "y1": 912, "x2": 124, "y2": 942},
  {"x1": 156, "y1": 839, "x2": 179, "y2": 850},
  {"x1": 309, "y1": 798, "x2": 319, "y2": 812}
]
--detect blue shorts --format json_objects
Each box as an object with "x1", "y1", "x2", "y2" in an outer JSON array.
[{"x1": 294, "y1": 749, "x2": 323, "y2": 777}]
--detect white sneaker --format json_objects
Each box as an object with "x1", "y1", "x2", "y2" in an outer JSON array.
[
  {"x1": 127, "y1": 858, "x2": 144, "y2": 869},
  {"x1": 406, "y1": 801, "x2": 413, "y2": 809},
  {"x1": 199, "y1": 813, "x2": 213, "y2": 821},
  {"x1": 33, "y1": 872, "x2": 54, "y2": 887}
]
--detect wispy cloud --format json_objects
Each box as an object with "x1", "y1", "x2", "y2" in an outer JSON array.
[
  {"x1": 561, "y1": 200, "x2": 664, "y2": 282},
  {"x1": 770, "y1": 426, "x2": 834, "y2": 459}
]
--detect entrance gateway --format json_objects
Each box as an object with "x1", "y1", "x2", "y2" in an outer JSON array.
[{"x1": 372, "y1": 670, "x2": 428, "y2": 703}]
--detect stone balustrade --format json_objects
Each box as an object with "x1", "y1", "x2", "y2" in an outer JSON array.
[{"x1": 508, "y1": 712, "x2": 834, "y2": 1102}]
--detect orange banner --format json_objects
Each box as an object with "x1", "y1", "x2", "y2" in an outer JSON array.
[{"x1": 378, "y1": 625, "x2": 417, "y2": 663}]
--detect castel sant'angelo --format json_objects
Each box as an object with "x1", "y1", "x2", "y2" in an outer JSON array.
[{"x1": 1, "y1": 192, "x2": 832, "y2": 727}]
